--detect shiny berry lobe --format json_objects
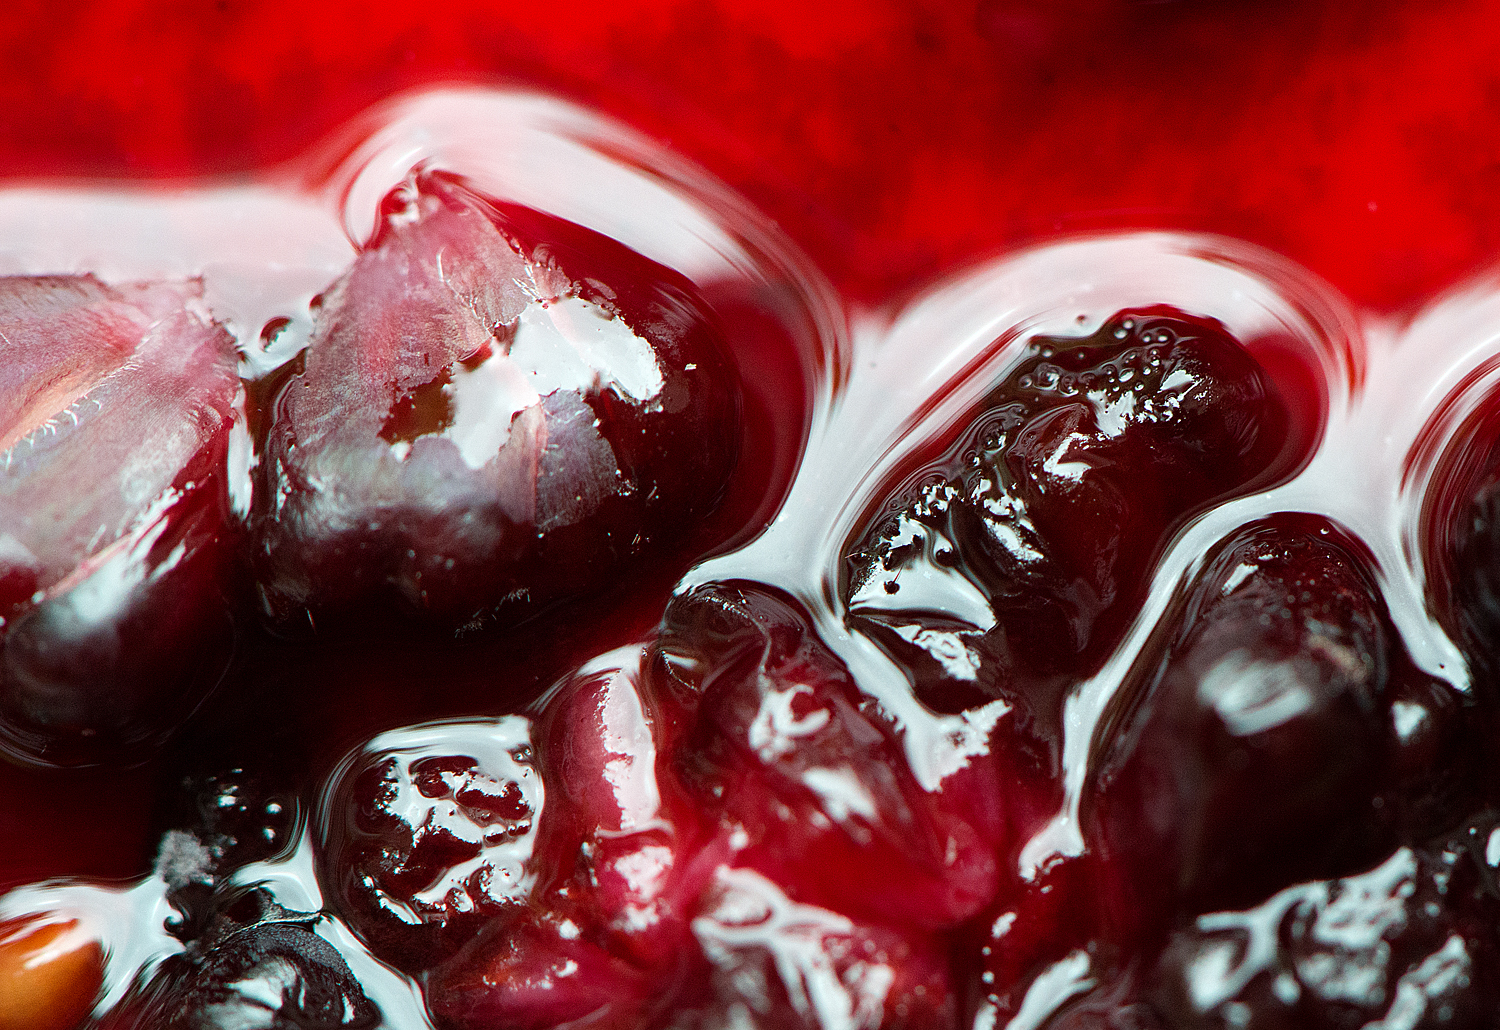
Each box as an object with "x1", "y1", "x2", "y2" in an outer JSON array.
[{"x1": 251, "y1": 171, "x2": 741, "y2": 639}]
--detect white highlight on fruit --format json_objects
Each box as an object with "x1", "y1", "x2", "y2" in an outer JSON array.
[
  {"x1": 513, "y1": 295, "x2": 664, "y2": 404},
  {"x1": 889, "y1": 623, "x2": 983, "y2": 681},
  {"x1": 437, "y1": 343, "x2": 541, "y2": 470},
  {"x1": 436, "y1": 294, "x2": 663, "y2": 470},
  {"x1": 800, "y1": 767, "x2": 878, "y2": 823},
  {"x1": 1391, "y1": 698, "x2": 1430, "y2": 743},
  {"x1": 692, "y1": 867, "x2": 894, "y2": 1030},
  {"x1": 1198, "y1": 650, "x2": 1316, "y2": 737},
  {"x1": 614, "y1": 845, "x2": 674, "y2": 898},
  {"x1": 982, "y1": 513, "x2": 1046, "y2": 568},
  {"x1": 1221, "y1": 561, "x2": 1259, "y2": 595},
  {"x1": 612, "y1": 844, "x2": 674, "y2": 939},
  {"x1": 749, "y1": 682, "x2": 831, "y2": 763},
  {"x1": 1088, "y1": 386, "x2": 1136, "y2": 438},
  {"x1": 1364, "y1": 935, "x2": 1471, "y2": 1030},
  {"x1": 1185, "y1": 888, "x2": 1310, "y2": 1013},
  {"x1": 1180, "y1": 847, "x2": 1421, "y2": 1018},
  {"x1": 1041, "y1": 432, "x2": 1092, "y2": 484},
  {"x1": 595, "y1": 662, "x2": 666, "y2": 833},
  {"x1": 353, "y1": 715, "x2": 542, "y2": 923},
  {"x1": 992, "y1": 949, "x2": 1094, "y2": 1030},
  {"x1": 1296, "y1": 850, "x2": 1416, "y2": 1007}
]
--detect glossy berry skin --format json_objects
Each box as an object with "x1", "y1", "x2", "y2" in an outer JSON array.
[
  {"x1": 251, "y1": 171, "x2": 740, "y2": 638},
  {"x1": 680, "y1": 865, "x2": 962, "y2": 1030},
  {"x1": 1424, "y1": 400, "x2": 1500, "y2": 723},
  {"x1": 0, "y1": 275, "x2": 239, "y2": 767},
  {"x1": 530, "y1": 649, "x2": 715, "y2": 971},
  {"x1": 423, "y1": 652, "x2": 710, "y2": 1030},
  {"x1": 428, "y1": 599, "x2": 988, "y2": 1030},
  {"x1": 428, "y1": 905, "x2": 667, "y2": 1030},
  {"x1": 1086, "y1": 514, "x2": 1472, "y2": 933},
  {"x1": 843, "y1": 308, "x2": 1304, "y2": 747},
  {"x1": 1146, "y1": 811, "x2": 1500, "y2": 1030},
  {"x1": 427, "y1": 648, "x2": 726, "y2": 1030},
  {"x1": 967, "y1": 854, "x2": 1111, "y2": 1029},
  {"x1": 1445, "y1": 476, "x2": 1500, "y2": 683},
  {"x1": 317, "y1": 717, "x2": 542, "y2": 973},
  {"x1": 649, "y1": 581, "x2": 999, "y2": 931}
]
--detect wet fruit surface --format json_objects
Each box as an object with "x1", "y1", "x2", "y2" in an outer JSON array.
[
  {"x1": 319, "y1": 717, "x2": 543, "y2": 972},
  {"x1": 252, "y1": 171, "x2": 740, "y2": 637},
  {"x1": 6, "y1": 4, "x2": 1500, "y2": 1030},
  {"x1": 0, "y1": 275, "x2": 239, "y2": 767},
  {"x1": 1087, "y1": 514, "x2": 1476, "y2": 932},
  {"x1": 1145, "y1": 812, "x2": 1500, "y2": 1030},
  {"x1": 653, "y1": 582, "x2": 1001, "y2": 930},
  {"x1": 843, "y1": 309, "x2": 1309, "y2": 749}
]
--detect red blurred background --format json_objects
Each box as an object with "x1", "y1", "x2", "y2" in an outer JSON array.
[{"x1": 2, "y1": 0, "x2": 1498, "y2": 313}]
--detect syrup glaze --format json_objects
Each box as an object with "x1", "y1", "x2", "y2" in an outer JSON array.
[{"x1": 0, "y1": 87, "x2": 1499, "y2": 1028}]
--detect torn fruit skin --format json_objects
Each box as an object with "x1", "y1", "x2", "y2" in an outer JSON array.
[
  {"x1": 0, "y1": 275, "x2": 239, "y2": 769},
  {"x1": 250, "y1": 171, "x2": 742, "y2": 639}
]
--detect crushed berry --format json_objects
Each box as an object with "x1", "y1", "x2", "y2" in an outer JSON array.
[{"x1": 842, "y1": 309, "x2": 1313, "y2": 759}]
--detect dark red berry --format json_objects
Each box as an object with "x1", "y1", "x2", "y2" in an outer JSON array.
[
  {"x1": 316, "y1": 717, "x2": 542, "y2": 972},
  {"x1": 843, "y1": 308, "x2": 1310, "y2": 753},
  {"x1": 426, "y1": 603, "x2": 992, "y2": 1029},
  {"x1": 532, "y1": 649, "x2": 715, "y2": 969},
  {"x1": 1420, "y1": 391, "x2": 1500, "y2": 727},
  {"x1": 1086, "y1": 514, "x2": 1472, "y2": 933},
  {"x1": 427, "y1": 904, "x2": 662, "y2": 1030},
  {"x1": 1147, "y1": 811, "x2": 1500, "y2": 1030},
  {"x1": 0, "y1": 274, "x2": 239, "y2": 767},
  {"x1": 649, "y1": 581, "x2": 1000, "y2": 930},
  {"x1": 423, "y1": 652, "x2": 713, "y2": 1029},
  {"x1": 969, "y1": 856, "x2": 1110, "y2": 1028},
  {"x1": 250, "y1": 170, "x2": 740, "y2": 638},
  {"x1": 680, "y1": 865, "x2": 962, "y2": 1029}
]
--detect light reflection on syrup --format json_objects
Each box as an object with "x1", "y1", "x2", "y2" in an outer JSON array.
[{"x1": 3, "y1": 85, "x2": 1500, "y2": 1030}]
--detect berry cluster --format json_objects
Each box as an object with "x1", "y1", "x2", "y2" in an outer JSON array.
[{"x1": 3, "y1": 116, "x2": 1500, "y2": 1030}]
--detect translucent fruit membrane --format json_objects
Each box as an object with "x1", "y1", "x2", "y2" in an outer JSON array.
[{"x1": 3, "y1": 88, "x2": 1500, "y2": 1029}]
